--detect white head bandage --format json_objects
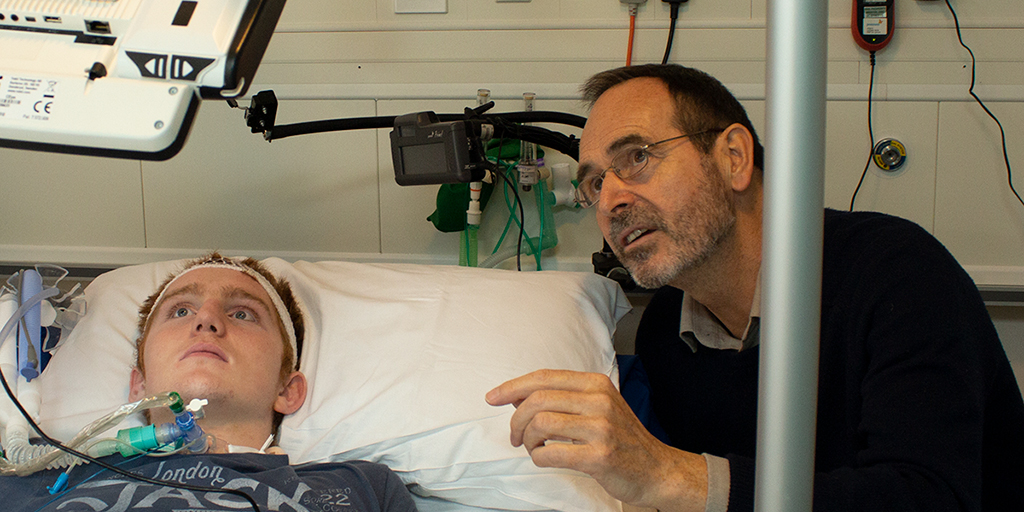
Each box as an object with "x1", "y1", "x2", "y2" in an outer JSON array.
[{"x1": 142, "y1": 256, "x2": 299, "y2": 370}]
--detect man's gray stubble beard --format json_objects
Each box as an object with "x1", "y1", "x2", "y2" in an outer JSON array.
[{"x1": 609, "y1": 159, "x2": 737, "y2": 289}]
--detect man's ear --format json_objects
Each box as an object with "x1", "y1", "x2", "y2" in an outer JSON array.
[
  {"x1": 274, "y1": 371, "x2": 307, "y2": 416},
  {"x1": 129, "y1": 368, "x2": 146, "y2": 402},
  {"x1": 720, "y1": 123, "x2": 756, "y2": 193}
]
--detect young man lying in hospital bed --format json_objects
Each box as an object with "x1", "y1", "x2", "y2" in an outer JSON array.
[
  {"x1": 0, "y1": 253, "x2": 418, "y2": 512},
  {"x1": 3, "y1": 251, "x2": 632, "y2": 512}
]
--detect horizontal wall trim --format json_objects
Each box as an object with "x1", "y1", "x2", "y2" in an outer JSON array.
[
  {"x1": 979, "y1": 289, "x2": 1024, "y2": 307},
  {"x1": 274, "y1": 18, "x2": 1024, "y2": 33},
  {"x1": 0, "y1": 246, "x2": 597, "y2": 273},
  {"x1": 966, "y1": 266, "x2": 1024, "y2": 289},
  {"x1": 3, "y1": 248, "x2": 1020, "y2": 287},
  {"x1": 255, "y1": 83, "x2": 1024, "y2": 102}
]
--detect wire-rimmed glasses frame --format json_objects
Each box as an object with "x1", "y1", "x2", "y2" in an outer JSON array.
[{"x1": 574, "y1": 129, "x2": 723, "y2": 208}]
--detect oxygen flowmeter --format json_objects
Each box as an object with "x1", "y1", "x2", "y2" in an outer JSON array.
[{"x1": 852, "y1": 0, "x2": 895, "y2": 52}]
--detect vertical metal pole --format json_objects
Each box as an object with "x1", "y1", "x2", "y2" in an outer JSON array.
[{"x1": 756, "y1": 0, "x2": 828, "y2": 511}]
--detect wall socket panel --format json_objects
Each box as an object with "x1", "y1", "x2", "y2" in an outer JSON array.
[{"x1": 395, "y1": 0, "x2": 447, "y2": 13}]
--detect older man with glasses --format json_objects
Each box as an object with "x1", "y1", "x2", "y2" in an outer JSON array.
[{"x1": 488, "y1": 64, "x2": 1024, "y2": 512}]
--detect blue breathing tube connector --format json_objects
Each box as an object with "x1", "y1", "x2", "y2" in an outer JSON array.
[
  {"x1": 173, "y1": 409, "x2": 207, "y2": 453},
  {"x1": 97, "y1": 392, "x2": 209, "y2": 457}
]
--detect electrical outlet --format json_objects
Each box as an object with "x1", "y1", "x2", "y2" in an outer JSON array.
[{"x1": 395, "y1": 0, "x2": 447, "y2": 14}]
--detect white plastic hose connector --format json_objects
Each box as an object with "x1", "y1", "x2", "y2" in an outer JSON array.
[
  {"x1": 467, "y1": 181, "x2": 483, "y2": 226},
  {"x1": 549, "y1": 163, "x2": 577, "y2": 207}
]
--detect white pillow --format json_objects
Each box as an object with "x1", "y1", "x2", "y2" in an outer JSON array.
[
  {"x1": 38, "y1": 259, "x2": 185, "y2": 435},
  {"x1": 34, "y1": 259, "x2": 631, "y2": 512}
]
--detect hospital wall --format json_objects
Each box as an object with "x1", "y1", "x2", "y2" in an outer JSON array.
[{"x1": 1, "y1": 1, "x2": 1023, "y2": 378}]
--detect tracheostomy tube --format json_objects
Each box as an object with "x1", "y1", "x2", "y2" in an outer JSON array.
[{"x1": 0, "y1": 391, "x2": 209, "y2": 476}]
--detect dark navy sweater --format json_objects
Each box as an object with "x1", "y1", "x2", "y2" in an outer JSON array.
[{"x1": 636, "y1": 209, "x2": 1024, "y2": 512}]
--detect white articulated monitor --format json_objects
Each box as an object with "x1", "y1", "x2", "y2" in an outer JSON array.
[{"x1": 0, "y1": 0, "x2": 285, "y2": 160}]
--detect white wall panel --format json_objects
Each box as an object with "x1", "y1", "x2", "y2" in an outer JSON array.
[
  {"x1": 910, "y1": 0, "x2": 1024, "y2": 24},
  {"x1": 874, "y1": 27, "x2": 1023, "y2": 63},
  {"x1": 469, "y1": 0, "x2": 561, "y2": 21},
  {"x1": 804, "y1": 0, "x2": 1022, "y2": 26},
  {"x1": 252, "y1": 61, "x2": 623, "y2": 88},
  {"x1": 740, "y1": 100, "x2": 766, "y2": 140},
  {"x1": 375, "y1": 0, "x2": 469, "y2": 23},
  {"x1": 823, "y1": 101, "x2": 938, "y2": 231},
  {"x1": 650, "y1": 0, "x2": 753, "y2": 21},
  {"x1": 935, "y1": 101, "x2": 1024, "y2": 276},
  {"x1": 0, "y1": 150, "x2": 145, "y2": 248},
  {"x1": 261, "y1": 29, "x2": 770, "y2": 65},
  {"x1": 560, "y1": 0, "x2": 643, "y2": 21},
  {"x1": 277, "y1": 0, "x2": 377, "y2": 26},
  {"x1": 140, "y1": 99, "x2": 379, "y2": 254},
  {"x1": 869, "y1": 61, "x2": 1024, "y2": 87}
]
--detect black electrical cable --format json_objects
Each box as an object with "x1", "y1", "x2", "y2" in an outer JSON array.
[
  {"x1": 661, "y1": 0, "x2": 686, "y2": 64},
  {"x1": 944, "y1": 0, "x2": 1023, "y2": 209},
  {"x1": 0, "y1": 311, "x2": 263, "y2": 512},
  {"x1": 661, "y1": 15, "x2": 677, "y2": 64},
  {"x1": 850, "y1": 51, "x2": 876, "y2": 212},
  {"x1": 267, "y1": 116, "x2": 394, "y2": 140},
  {"x1": 265, "y1": 110, "x2": 587, "y2": 142},
  {"x1": 491, "y1": 121, "x2": 580, "y2": 162},
  {"x1": 484, "y1": 111, "x2": 587, "y2": 130},
  {"x1": 492, "y1": 167, "x2": 525, "y2": 272}
]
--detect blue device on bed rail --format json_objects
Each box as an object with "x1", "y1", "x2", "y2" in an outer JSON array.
[{"x1": 16, "y1": 270, "x2": 44, "y2": 380}]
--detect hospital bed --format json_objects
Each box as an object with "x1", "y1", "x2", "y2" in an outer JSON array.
[{"x1": 3, "y1": 258, "x2": 634, "y2": 511}]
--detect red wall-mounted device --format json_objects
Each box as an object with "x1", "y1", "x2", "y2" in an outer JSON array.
[{"x1": 852, "y1": 0, "x2": 895, "y2": 52}]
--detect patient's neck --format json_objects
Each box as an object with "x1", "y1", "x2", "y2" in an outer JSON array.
[
  {"x1": 203, "y1": 421, "x2": 276, "y2": 454},
  {"x1": 149, "y1": 409, "x2": 277, "y2": 454}
]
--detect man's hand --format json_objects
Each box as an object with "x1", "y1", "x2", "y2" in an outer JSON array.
[{"x1": 485, "y1": 369, "x2": 708, "y2": 512}]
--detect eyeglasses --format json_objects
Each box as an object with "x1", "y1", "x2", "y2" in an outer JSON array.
[{"x1": 574, "y1": 129, "x2": 722, "y2": 208}]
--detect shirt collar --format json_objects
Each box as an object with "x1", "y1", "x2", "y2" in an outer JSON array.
[
  {"x1": 678, "y1": 272, "x2": 761, "y2": 352},
  {"x1": 226, "y1": 434, "x2": 277, "y2": 454}
]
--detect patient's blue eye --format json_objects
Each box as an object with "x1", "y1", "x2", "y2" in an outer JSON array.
[
  {"x1": 174, "y1": 307, "x2": 189, "y2": 318},
  {"x1": 232, "y1": 310, "x2": 252, "y2": 321}
]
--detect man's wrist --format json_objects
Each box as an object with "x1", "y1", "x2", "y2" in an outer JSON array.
[{"x1": 645, "y1": 447, "x2": 709, "y2": 512}]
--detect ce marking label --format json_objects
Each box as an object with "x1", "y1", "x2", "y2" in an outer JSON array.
[{"x1": 34, "y1": 93, "x2": 56, "y2": 114}]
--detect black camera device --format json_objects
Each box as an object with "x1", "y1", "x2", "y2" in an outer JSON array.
[{"x1": 390, "y1": 112, "x2": 489, "y2": 186}]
